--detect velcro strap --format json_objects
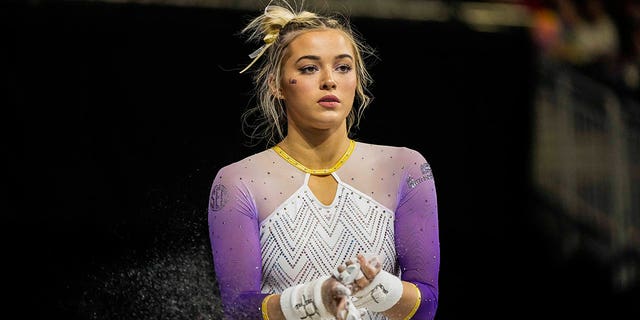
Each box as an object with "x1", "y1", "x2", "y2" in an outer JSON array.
[
  {"x1": 352, "y1": 270, "x2": 403, "y2": 312},
  {"x1": 280, "y1": 276, "x2": 333, "y2": 319}
]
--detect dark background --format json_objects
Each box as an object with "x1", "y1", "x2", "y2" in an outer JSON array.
[{"x1": 5, "y1": 1, "x2": 638, "y2": 319}]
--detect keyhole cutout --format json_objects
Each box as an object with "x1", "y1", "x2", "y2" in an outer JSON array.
[{"x1": 308, "y1": 174, "x2": 338, "y2": 206}]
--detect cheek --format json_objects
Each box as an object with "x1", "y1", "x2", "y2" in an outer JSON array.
[
  {"x1": 341, "y1": 76, "x2": 358, "y2": 93},
  {"x1": 284, "y1": 80, "x2": 314, "y2": 96}
]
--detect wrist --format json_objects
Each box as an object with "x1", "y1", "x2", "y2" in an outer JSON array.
[
  {"x1": 280, "y1": 276, "x2": 333, "y2": 320},
  {"x1": 261, "y1": 294, "x2": 277, "y2": 320},
  {"x1": 352, "y1": 270, "x2": 403, "y2": 313}
]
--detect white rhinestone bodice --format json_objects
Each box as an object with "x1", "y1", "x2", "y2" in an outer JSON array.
[{"x1": 260, "y1": 174, "x2": 396, "y2": 320}]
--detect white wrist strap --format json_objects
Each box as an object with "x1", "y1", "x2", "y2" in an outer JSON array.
[
  {"x1": 352, "y1": 270, "x2": 403, "y2": 312},
  {"x1": 280, "y1": 276, "x2": 333, "y2": 320}
]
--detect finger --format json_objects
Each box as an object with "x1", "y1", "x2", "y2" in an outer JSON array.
[
  {"x1": 322, "y1": 278, "x2": 342, "y2": 313},
  {"x1": 369, "y1": 256, "x2": 382, "y2": 269},
  {"x1": 333, "y1": 282, "x2": 352, "y2": 296},
  {"x1": 331, "y1": 283, "x2": 350, "y2": 319},
  {"x1": 357, "y1": 254, "x2": 381, "y2": 280},
  {"x1": 354, "y1": 270, "x2": 364, "y2": 283},
  {"x1": 358, "y1": 253, "x2": 382, "y2": 267},
  {"x1": 334, "y1": 296, "x2": 347, "y2": 320},
  {"x1": 353, "y1": 271, "x2": 369, "y2": 290},
  {"x1": 346, "y1": 254, "x2": 365, "y2": 289}
]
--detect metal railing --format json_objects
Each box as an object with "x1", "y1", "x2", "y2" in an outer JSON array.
[{"x1": 532, "y1": 57, "x2": 640, "y2": 290}]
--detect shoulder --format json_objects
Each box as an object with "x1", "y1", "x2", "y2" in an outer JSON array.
[
  {"x1": 354, "y1": 141, "x2": 433, "y2": 180},
  {"x1": 212, "y1": 148, "x2": 274, "y2": 183},
  {"x1": 357, "y1": 142, "x2": 437, "y2": 197},
  {"x1": 355, "y1": 141, "x2": 428, "y2": 163}
]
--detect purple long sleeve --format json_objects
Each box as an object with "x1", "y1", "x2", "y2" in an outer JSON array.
[
  {"x1": 395, "y1": 159, "x2": 440, "y2": 319},
  {"x1": 207, "y1": 167, "x2": 266, "y2": 318}
]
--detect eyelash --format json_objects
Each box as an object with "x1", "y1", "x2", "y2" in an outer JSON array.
[{"x1": 299, "y1": 64, "x2": 352, "y2": 74}]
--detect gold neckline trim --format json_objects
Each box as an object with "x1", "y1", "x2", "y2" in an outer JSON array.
[{"x1": 272, "y1": 140, "x2": 356, "y2": 176}]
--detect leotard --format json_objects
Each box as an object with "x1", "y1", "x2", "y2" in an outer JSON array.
[{"x1": 208, "y1": 141, "x2": 439, "y2": 319}]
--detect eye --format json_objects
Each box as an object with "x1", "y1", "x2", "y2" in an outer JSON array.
[
  {"x1": 336, "y1": 64, "x2": 353, "y2": 73},
  {"x1": 299, "y1": 65, "x2": 319, "y2": 74}
]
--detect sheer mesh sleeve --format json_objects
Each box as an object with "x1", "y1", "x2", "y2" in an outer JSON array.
[
  {"x1": 207, "y1": 164, "x2": 267, "y2": 319},
  {"x1": 395, "y1": 149, "x2": 440, "y2": 319}
]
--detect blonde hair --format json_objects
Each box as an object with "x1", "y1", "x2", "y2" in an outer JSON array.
[{"x1": 238, "y1": 0, "x2": 376, "y2": 147}]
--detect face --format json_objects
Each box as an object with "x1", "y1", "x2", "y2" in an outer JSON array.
[{"x1": 279, "y1": 29, "x2": 357, "y2": 132}]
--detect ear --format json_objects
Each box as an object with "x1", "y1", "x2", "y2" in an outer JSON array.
[{"x1": 268, "y1": 74, "x2": 284, "y2": 99}]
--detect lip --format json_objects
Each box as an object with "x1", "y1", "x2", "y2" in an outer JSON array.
[{"x1": 318, "y1": 95, "x2": 340, "y2": 108}]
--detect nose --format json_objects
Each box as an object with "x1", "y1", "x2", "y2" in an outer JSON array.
[{"x1": 321, "y1": 74, "x2": 337, "y2": 90}]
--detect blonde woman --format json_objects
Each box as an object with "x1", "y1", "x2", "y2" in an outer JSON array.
[{"x1": 207, "y1": 1, "x2": 439, "y2": 319}]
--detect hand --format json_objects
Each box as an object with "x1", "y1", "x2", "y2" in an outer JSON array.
[
  {"x1": 280, "y1": 275, "x2": 352, "y2": 320},
  {"x1": 329, "y1": 254, "x2": 384, "y2": 319},
  {"x1": 337, "y1": 253, "x2": 403, "y2": 313},
  {"x1": 336, "y1": 253, "x2": 382, "y2": 294},
  {"x1": 321, "y1": 277, "x2": 353, "y2": 320}
]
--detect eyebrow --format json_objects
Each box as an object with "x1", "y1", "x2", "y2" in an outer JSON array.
[{"x1": 295, "y1": 54, "x2": 353, "y2": 63}]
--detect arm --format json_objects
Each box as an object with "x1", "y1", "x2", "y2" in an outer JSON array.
[
  {"x1": 208, "y1": 166, "x2": 266, "y2": 319},
  {"x1": 391, "y1": 152, "x2": 440, "y2": 320}
]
